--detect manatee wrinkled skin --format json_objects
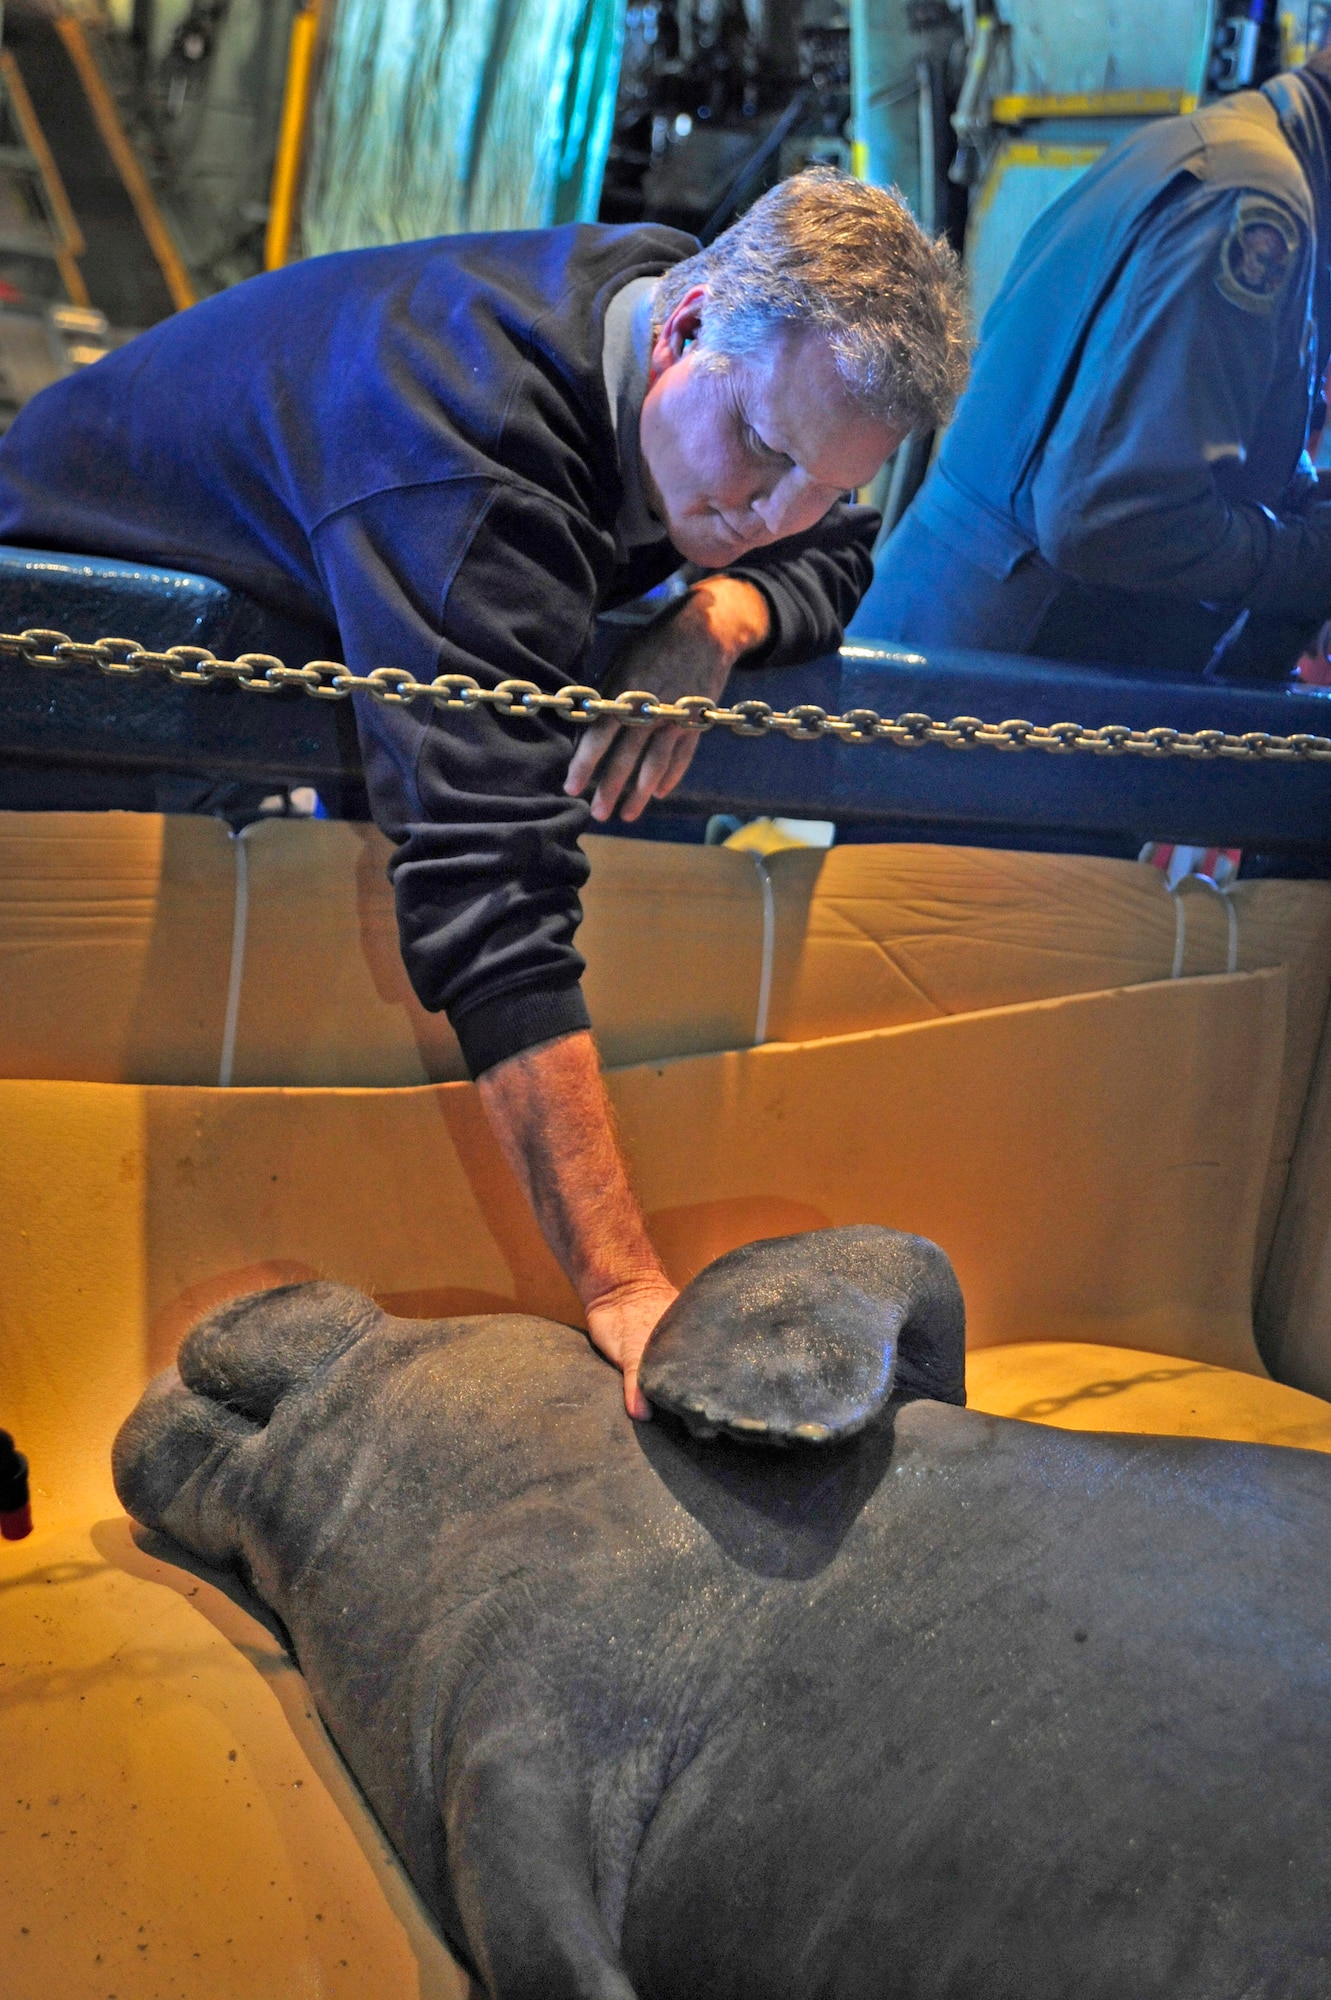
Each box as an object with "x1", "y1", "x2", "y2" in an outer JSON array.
[{"x1": 113, "y1": 1227, "x2": 1331, "y2": 2000}]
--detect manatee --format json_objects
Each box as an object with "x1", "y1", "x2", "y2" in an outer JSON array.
[{"x1": 113, "y1": 1225, "x2": 1331, "y2": 2000}]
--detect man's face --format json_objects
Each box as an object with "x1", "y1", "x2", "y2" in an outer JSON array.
[{"x1": 638, "y1": 285, "x2": 903, "y2": 569}]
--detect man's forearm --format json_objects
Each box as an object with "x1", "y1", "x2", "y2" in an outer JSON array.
[
  {"x1": 476, "y1": 1028, "x2": 675, "y2": 1415},
  {"x1": 478, "y1": 1028, "x2": 662, "y2": 1302},
  {"x1": 1035, "y1": 473, "x2": 1331, "y2": 621},
  {"x1": 565, "y1": 575, "x2": 770, "y2": 823}
]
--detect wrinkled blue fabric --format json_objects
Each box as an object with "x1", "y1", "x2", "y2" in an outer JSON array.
[{"x1": 857, "y1": 68, "x2": 1331, "y2": 678}]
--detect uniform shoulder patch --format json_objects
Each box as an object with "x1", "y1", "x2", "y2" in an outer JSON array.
[{"x1": 1216, "y1": 193, "x2": 1302, "y2": 315}]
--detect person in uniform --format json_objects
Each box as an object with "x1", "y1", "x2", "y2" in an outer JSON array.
[
  {"x1": 855, "y1": 53, "x2": 1331, "y2": 680},
  {"x1": 0, "y1": 168, "x2": 967, "y2": 1414}
]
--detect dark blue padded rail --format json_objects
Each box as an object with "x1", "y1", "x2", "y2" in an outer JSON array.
[
  {"x1": 0, "y1": 545, "x2": 356, "y2": 810},
  {"x1": 671, "y1": 643, "x2": 1331, "y2": 856},
  {"x1": 1, "y1": 545, "x2": 1330, "y2": 852}
]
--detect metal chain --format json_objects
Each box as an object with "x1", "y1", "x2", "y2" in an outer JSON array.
[{"x1": 5, "y1": 624, "x2": 1331, "y2": 763}]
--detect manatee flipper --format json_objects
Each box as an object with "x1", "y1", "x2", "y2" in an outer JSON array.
[
  {"x1": 639, "y1": 1225, "x2": 966, "y2": 1444},
  {"x1": 440, "y1": 1674, "x2": 641, "y2": 2000}
]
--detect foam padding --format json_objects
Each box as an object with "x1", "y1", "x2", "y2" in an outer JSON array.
[
  {"x1": 232, "y1": 819, "x2": 771, "y2": 1085},
  {"x1": 222, "y1": 822, "x2": 772, "y2": 1080},
  {"x1": 578, "y1": 833, "x2": 767, "y2": 1064},
  {"x1": 968, "y1": 1342, "x2": 1331, "y2": 1451},
  {"x1": 1260, "y1": 985, "x2": 1331, "y2": 1401},
  {"x1": 765, "y1": 845, "x2": 1331, "y2": 1289},
  {"x1": 0, "y1": 966, "x2": 1311, "y2": 1997},
  {"x1": 0, "y1": 812, "x2": 234, "y2": 1082},
  {"x1": 227, "y1": 817, "x2": 468, "y2": 1086},
  {"x1": 764, "y1": 845, "x2": 1331, "y2": 1052},
  {"x1": 0, "y1": 1512, "x2": 472, "y2": 2000}
]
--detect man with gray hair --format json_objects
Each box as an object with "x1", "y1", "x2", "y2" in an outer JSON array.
[{"x1": 0, "y1": 167, "x2": 966, "y2": 1411}]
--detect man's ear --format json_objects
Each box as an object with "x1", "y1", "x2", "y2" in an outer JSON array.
[{"x1": 647, "y1": 285, "x2": 707, "y2": 386}]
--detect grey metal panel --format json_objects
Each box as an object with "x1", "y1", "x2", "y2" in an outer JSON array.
[
  {"x1": 958, "y1": 0, "x2": 1216, "y2": 323},
  {"x1": 997, "y1": 0, "x2": 1215, "y2": 100}
]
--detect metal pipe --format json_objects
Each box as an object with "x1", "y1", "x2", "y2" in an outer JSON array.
[
  {"x1": 265, "y1": 3, "x2": 320, "y2": 272},
  {"x1": 55, "y1": 15, "x2": 196, "y2": 312},
  {"x1": 700, "y1": 90, "x2": 809, "y2": 244}
]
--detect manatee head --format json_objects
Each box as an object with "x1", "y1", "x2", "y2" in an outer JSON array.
[{"x1": 639, "y1": 1225, "x2": 965, "y2": 1447}]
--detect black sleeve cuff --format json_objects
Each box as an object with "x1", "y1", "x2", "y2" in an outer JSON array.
[
  {"x1": 451, "y1": 981, "x2": 592, "y2": 1080},
  {"x1": 728, "y1": 573, "x2": 782, "y2": 667}
]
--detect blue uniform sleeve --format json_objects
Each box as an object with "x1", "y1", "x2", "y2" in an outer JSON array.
[
  {"x1": 1030, "y1": 181, "x2": 1331, "y2": 620},
  {"x1": 312, "y1": 479, "x2": 600, "y2": 1078},
  {"x1": 723, "y1": 501, "x2": 880, "y2": 664}
]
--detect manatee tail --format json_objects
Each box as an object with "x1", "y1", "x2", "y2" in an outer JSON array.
[{"x1": 640, "y1": 1225, "x2": 966, "y2": 1445}]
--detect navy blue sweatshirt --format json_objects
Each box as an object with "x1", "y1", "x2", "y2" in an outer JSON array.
[{"x1": 0, "y1": 224, "x2": 876, "y2": 1073}]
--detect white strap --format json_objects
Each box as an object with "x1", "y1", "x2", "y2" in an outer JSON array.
[
  {"x1": 1223, "y1": 890, "x2": 1239, "y2": 975},
  {"x1": 1166, "y1": 875, "x2": 1240, "y2": 981},
  {"x1": 218, "y1": 826, "x2": 252, "y2": 1088},
  {"x1": 752, "y1": 854, "x2": 775, "y2": 1045}
]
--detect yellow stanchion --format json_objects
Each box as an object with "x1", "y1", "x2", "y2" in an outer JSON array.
[
  {"x1": 55, "y1": 15, "x2": 196, "y2": 313},
  {"x1": 265, "y1": 4, "x2": 322, "y2": 272}
]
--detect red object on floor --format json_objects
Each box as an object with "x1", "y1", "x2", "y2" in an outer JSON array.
[{"x1": 1, "y1": 1501, "x2": 32, "y2": 1539}]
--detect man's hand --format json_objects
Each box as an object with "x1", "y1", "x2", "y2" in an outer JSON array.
[
  {"x1": 565, "y1": 575, "x2": 770, "y2": 822},
  {"x1": 477, "y1": 1030, "x2": 675, "y2": 1419},
  {"x1": 584, "y1": 1275, "x2": 679, "y2": 1421}
]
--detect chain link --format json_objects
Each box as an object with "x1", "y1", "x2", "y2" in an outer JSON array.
[{"x1": 4, "y1": 625, "x2": 1331, "y2": 764}]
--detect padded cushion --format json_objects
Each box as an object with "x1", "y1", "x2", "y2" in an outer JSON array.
[
  {"x1": 578, "y1": 834, "x2": 766, "y2": 1065},
  {"x1": 0, "y1": 965, "x2": 1313, "y2": 1990},
  {"x1": 968, "y1": 1342, "x2": 1331, "y2": 1451},
  {"x1": 227, "y1": 818, "x2": 467, "y2": 1086},
  {"x1": 1259, "y1": 981, "x2": 1331, "y2": 1402},
  {"x1": 230, "y1": 823, "x2": 769, "y2": 1080},
  {"x1": 0, "y1": 811, "x2": 234, "y2": 1083},
  {"x1": 0, "y1": 813, "x2": 774, "y2": 1086},
  {"x1": 765, "y1": 845, "x2": 1331, "y2": 1287},
  {"x1": 765, "y1": 845, "x2": 1331, "y2": 1049},
  {"x1": 0, "y1": 813, "x2": 1324, "y2": 1132},
  {"x1": 3, "y1": 802, "x2": 1328, "y2": 1402},
  {"x1": 0, "y1": 1512, "x2": 473, "y2": 2000}
]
